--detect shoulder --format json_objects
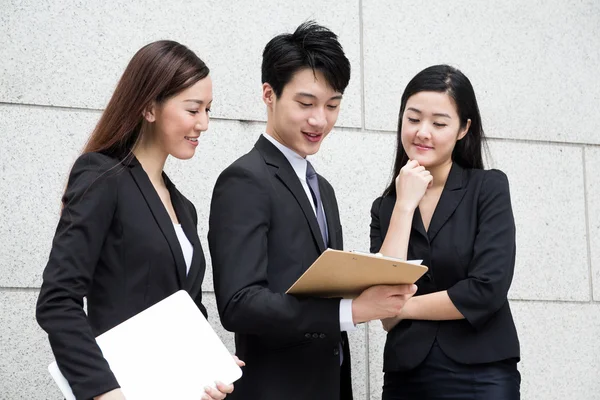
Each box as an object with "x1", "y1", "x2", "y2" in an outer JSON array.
[
  {"x1": 465, "y1": 168, "x2": 508, "y2": 183},
  {"x1": 69, "y1": 152, "x2": 124, "y2": 182},
  {"x1": 463, "y1": 169, "x2": 512, "y2": 213},
  {"x1": 63, "y1": 152, "x2": 122, "y2": 205},
  {"x1": 217, "y1": 149, "x2": 268, "y2": 184},
  {"x1": 462, "y1": 168, "x2": 510, "y2": 194}
]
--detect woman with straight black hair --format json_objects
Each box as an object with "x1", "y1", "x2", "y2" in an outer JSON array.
[
  {"x1": 36, "y1": 41, "x2": 241, "y2": 400},
  {"x1": 370, "y1": 64, "x2": 521, "y2": 399}
]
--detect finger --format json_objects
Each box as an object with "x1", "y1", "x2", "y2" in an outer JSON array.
[
  {"x1": 426, "y1": 175, "x2": 434, "y2": 188},
  {"x1": 204, "y1": 386, "x2": 226, "y2": 400},
  {"x1": 201, "y1": 390, "x2": 215, "y2": 400},
  {"x1": 414, "y1": 166, "x2": 426, "y2": 173},
  {"x1": 404, "y1": 159, "x2": 419, "y2": 169},
  {"x1": 215, "y1": 381, "x2": 234, "y2": 394},
  {"x1": 232, "y1": 355, "x2": 246, "y2": 367},
  {"x1": 389, "y1": 284, "x2": 418, "y2": 295}
]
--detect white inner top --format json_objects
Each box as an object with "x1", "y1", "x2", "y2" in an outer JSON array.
[{"x1": 174, "y1": 224, "x2": 193, "y2": 275}]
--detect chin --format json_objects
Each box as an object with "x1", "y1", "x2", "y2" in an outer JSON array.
[
  {"x1": 408, "y1": 154, "x2": 433, "y2": 167},
  {"x1": 171, "y1": 150, "x2": 196, "y2": 160},
  {"x1": 304, "y1": 143, "x2": 323, "y2": 157}
]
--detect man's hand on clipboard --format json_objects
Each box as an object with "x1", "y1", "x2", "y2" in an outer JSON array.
[{"x1": 351, "y1": 283, "x2": 418, "y2": 324}]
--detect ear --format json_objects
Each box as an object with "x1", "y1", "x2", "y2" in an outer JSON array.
[
  {"x1": 143, "y1": 102, "x2": 157, "y2": 123},
  {"x1": 262, "y1": 83, "x2": 276, "y2": 107},
  {"x1": 457, "y1": 118, "x2": 471, "y2": 141}
]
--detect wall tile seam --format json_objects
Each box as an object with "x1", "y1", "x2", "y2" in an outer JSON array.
[
  {"x1": 358, "y1": 0, "x2": 366, "y2": 132},
  {"x1": 509, "y1": 298, "x2": 598, "y2": 305},
  {"x1": 582, "y1": 148, "x2": 595, "y2": 301},
  {"x1": 1, "y1": 101, "x2": 600, "y2": 148}
]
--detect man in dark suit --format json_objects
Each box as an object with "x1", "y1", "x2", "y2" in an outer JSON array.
[{"x1": 208, "y1": 21, "x2": 417, "y2": 400}]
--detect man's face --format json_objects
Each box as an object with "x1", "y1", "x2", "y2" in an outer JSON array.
[{"x1": 264, "y1": 68, "x2": 343, "y2": 158}]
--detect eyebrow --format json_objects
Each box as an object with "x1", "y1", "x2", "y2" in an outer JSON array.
[
  {"x1": 184, "y1": 99, "x2": 212, "y2": 104},
  {"x1": 406, "y1": 107, "x2": 451, "y2": 119},
  {"x1": 295, "y1": 92, "x2": 343, "y2": 101}
]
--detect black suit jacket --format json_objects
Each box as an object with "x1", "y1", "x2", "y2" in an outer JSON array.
[
  {"x1": 36, "y1": 152, "x2": 207, "y2": 400},
  {"x1": 208, "y1": 136, "x2": 353, "y2": 400},
  {"x1": 370, "y1": 163, "x2": 520, "y2": 372}
]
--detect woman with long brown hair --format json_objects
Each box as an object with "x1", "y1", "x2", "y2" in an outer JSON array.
[{"x1": 36, "y1": 41, "x2": 240, "y2": 400}]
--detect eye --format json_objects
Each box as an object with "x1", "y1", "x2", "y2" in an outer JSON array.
[
  {"x1": 206, "y1": 108, "x2": 211, "y2": 113},
  {"x1": 188, "y1": 110, "x2": 199, "y2": 115},
  {"x1": 407, "y1": 117, "x2": 419, "y2": 123},
  {"x1": 433, "y1": 122, "x2": 447, "y2": 127},
  {"x1": 298, "y1": 102, "x2": 312, "y2": 107},
  {"x1": 327, "y1": 105, "x2": 339, "y2": 110}
]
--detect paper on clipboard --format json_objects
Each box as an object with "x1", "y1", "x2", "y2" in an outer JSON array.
[
  {"x1": 48, "y1": 290, "x2": 242, "y2": 400},
  {"x1": 286, "y1": 249, "x2": 428, "y2": 299}
]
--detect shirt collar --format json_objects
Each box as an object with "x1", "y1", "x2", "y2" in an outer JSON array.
[{"x1": 262, "y1": 133, "x2": 308, "y2": 181}]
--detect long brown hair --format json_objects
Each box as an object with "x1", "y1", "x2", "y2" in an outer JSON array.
[{"x1": 83, "y1": 40, "x2": 210, "y2": 160}]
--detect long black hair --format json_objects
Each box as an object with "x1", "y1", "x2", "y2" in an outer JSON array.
[{"x1": 383, "y1": 64, "x2": 487, "y2": 196}]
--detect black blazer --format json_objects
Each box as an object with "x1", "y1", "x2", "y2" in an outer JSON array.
[
  {"x1": 36, "y1": 152, "x2": 207, "y2": 400},
  {"x1": 370, "y1": 163, "x2": 520, "y2": 372},
  {"x1": 208, "y1": 136, "x2": 353, "y2": 400}
]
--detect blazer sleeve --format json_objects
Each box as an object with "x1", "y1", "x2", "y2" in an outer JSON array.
[
  {"x1": 369, "y1": 197, "x2": 384, "y2": 253},
  {"x1": 208, "y1": 164, "x2": 341, "y2": 340},
  {"x1": 36, "y1": 153, "x2": 120, "y2": 400},
  {"x1": 447, "y1": 170, "x2": 517, "y2": 330}
]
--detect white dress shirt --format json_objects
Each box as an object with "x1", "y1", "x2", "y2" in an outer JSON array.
[{"x1": 263, "y1": 133, "x2": 356, "y2": 332}]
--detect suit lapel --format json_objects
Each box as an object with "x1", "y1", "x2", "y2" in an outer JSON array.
[
  {"x1": 255, "y1": 136, "x2": 326, "y2": 253},
  {"x1": 166, "y1": 176, "x2": 205, "y2": 290},
  {"x1": 426, "y1": 163, "x2": 467, "y2": 242},
  {"x1": 412, "y1": 207, "x2": 428, "y2": 240},
  {"x1": 127, "y1": 159, "x2": 187, "y2": 287}
]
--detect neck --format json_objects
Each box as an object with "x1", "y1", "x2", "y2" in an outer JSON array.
[
  {"x1": 428, "y1": 159, "x2": 453, "y2": 189},
  {"x1": 264, "y1": 126, "x2": 306, "y2": 159},
  {"x1": 265, "y1": 122, "x2": 286, "y2": 147},
  {"x1": 133, "y1": 138, "x2": 168, "y2": 186}
]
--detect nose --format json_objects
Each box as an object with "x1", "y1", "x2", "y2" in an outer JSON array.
[
  {"x1": 194, "y1": 111, "x2": 209, "y2": 133},
  {"x1": 307, "y1": 108, "x2": 327, "y2": 131},
  {"x1": 416, "y1": 122, "x2": 431, "y2": 139}
]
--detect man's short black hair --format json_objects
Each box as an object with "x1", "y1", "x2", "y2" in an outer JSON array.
[{"x1": 261, "y1": 21, "x2": 351, "y2": 97}]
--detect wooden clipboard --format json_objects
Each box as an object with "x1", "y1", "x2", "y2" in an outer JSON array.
[{"x1": 286, "y1": 249, "x2": 428, "y2": 299}]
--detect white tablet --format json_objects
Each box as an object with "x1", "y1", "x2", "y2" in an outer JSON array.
[{"x1": 49, "y1": 290, "x2": 242, "y2": 400}]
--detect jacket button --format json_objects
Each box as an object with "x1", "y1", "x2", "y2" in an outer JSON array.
[
  {"x1": 333, "y1": 347, "x2": 340, "y2": 356},
  {"x1": 312, "y1": 333, "x2": 319, "y2": 339},
  {"x1": 305, "y1": 333, "x2": 311, "y2": 339},
  {"x1": 319, "y1": 333, "x2": 326, "y2": 339}
]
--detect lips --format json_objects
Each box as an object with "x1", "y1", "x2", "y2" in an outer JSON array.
[
  {"x1": 185, "y1": 136, "x2": 199, "y2": 147},
  {"x1": 302, "y1": 131, "x2": 323, "y2": 143},
  {"x1": 414, "y1": 143, "x2": 433, "y2": 150}
]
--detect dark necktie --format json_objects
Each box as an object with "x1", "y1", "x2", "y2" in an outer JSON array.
[
  {"x1": 306, "y1": 161, "x2": 329, "y2": 247},
  {"x1": 307, "y1": 161, "x2": 345, "y2": 365}
]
